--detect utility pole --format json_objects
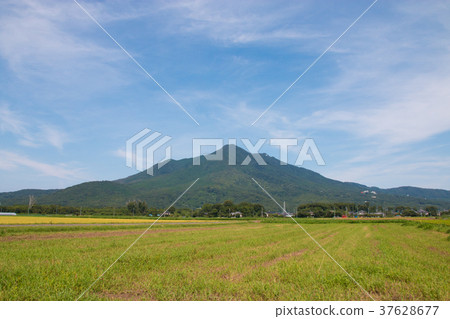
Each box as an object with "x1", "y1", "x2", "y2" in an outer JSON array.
[{"x1": 28, "y1": 195, "x2": 35, "y2": 215}]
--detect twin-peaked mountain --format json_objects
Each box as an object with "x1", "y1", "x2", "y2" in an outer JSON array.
[{"x1": 1, "y1": 145, "x2": 449, "y2": 209}]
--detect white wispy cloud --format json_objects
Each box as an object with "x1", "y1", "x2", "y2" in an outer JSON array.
[
  {"x1": 326, "y1": 153, "x2": 450, "y2": 189},
  {"x1": 113, "y1": 148, "x2": 132, "y2": 165},
  {"x1": 0, "y1": 103, "x2": 27, "y2": 137},
  {"x1": 0, "y1": 104, "x2": 69, "y2": 149},
  {"x1": 0, "y1": 150, "x2": 86, "y2": 180},
  {"x1": 38, "y1": 125, "x2": 69, "y2": 150},
  {"x1": 0, "y1": 0, "x2": 127, "y2": 89},
  {"x1": 250, "y1": 1, "x2": 450, "y2": 145},
  {"x1": 160, "y1": 0, "x2": 323, "y2": 44}
]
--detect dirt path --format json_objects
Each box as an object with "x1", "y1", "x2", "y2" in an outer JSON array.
[
  {"x1": 0, "y1": 225, "x2": 238, "y2": 242},
  {"x1": 0, "y1": 221, "x2": 226, "y2": 227}
]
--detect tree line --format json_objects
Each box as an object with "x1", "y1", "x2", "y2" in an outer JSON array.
[
  {"x1": 0, "y1": 204, "x2": 126, "y2": 216},
  {"x1": 296, "y1": 202, "x2": 442, "y2": 218},
  {"x1": 200, "y1": 200, "x2": 264, "y2": 217},
  {"x1": 1, "y1": 201, "x2": 447, "y2": 218}
]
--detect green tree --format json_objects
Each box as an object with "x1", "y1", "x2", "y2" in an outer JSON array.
[
  {"x1": 138, "y1": 201, "x2": 148, "y2": 215},
  {"x1": 425, "y1": 206, "x2": 438, "y2": 216},
  {"x1": 126, "y1": 201, "x2": 138, "y2": 216}
]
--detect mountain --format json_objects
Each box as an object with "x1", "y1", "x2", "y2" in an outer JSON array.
[{"x1": 1, "y1": 145, "x2": 450, "y2": 210}]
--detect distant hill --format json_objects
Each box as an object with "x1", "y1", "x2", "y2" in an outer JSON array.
[
  {"x1": 1, "y1": 145, "x2": 449, "y2": 210},
  {"x1": 0, "y1": 189, "x2": 58, "y2": 205}
]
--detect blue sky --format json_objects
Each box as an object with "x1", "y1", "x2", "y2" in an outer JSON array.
[{"x1": 0, "y1": 0, "x2": 449, "y2": 192}]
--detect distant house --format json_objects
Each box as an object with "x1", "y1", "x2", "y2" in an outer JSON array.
[
  {"x1": 0, "y1": 212, "x2": 16, "y2": 216},
  {"x1": 266, "y1": 211, "x2": 282, "y2": 217},
  {"x1": 230, "y1": 211, "x2": 243, "y2": 218},
  {"x1": 266, "y1": 211, "x2": 294, "y2": 218},
  {"x1": 416, "y1": 209, "x2": 428, "y2": 216},
  {"x1": 371, "y1": 212, "x2": 385, "y2": 217},
  {"x1": 356, "y1": 210, "x2": 367, "y2": 217},
  {"x1": 281, "y1": 211, "x2": 294, "y2": 218}
]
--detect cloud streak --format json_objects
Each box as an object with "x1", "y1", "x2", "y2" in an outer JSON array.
[
  {"x1": 0, "y1": 104, "x2": 69, "y2": 149},
  {"x1": 160, "y1": 0, "x2": 323, "y2": 44},
  {"x1": 0, "y1": 0, "x2": 127, "y2": 91},
  {"x1": 0, "y1": 150, "x2": 86, "y2": 180}
]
